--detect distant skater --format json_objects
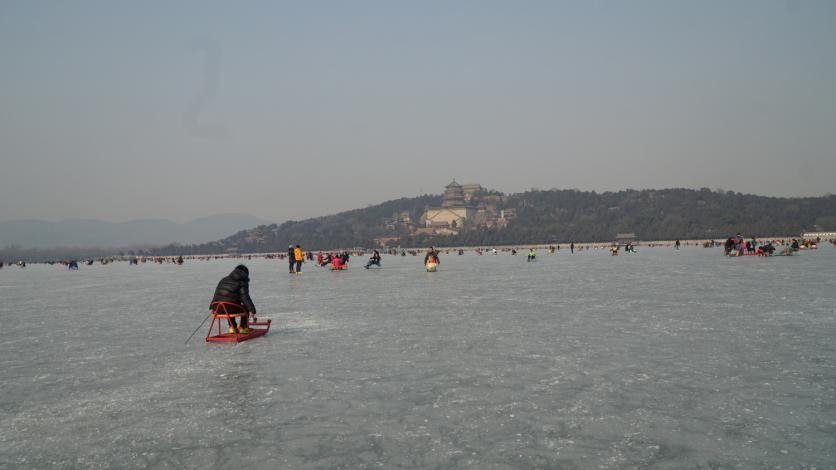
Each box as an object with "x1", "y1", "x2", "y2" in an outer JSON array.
[
  {"x1": 570, "y1": 242, "x2": 575, "y2": 254},
  {"x1": 527, "y1": 248, "x2": 536, "y2": 262},
  {"x1": 365, "y1": 249, "x2": 381, "y2": 269},
  {"x1": 210, "y1": 264, "x2": 257, "y2": 334},
  {"x1": 675, "y1": 239, "x2": 681, "y2": 250},
  {"x1": 287, "y1": 245, "x2": 295, "y2": 273}
]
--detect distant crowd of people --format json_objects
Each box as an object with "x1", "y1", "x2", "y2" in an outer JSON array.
[
  {"x1": 5, "y1": 235, "x2": 831, "y2": 270},
  {"x1": 724, "y1": 233, "x2": 821, "y2": 256}
]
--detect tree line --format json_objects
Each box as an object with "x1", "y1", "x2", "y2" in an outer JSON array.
[{"x1": 150, "y1": 188, "x2": 836, "y2": 255}]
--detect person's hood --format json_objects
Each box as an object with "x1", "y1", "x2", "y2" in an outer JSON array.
[{"x1": 230, "y1": 264, "x2": 249, "y2": 281}]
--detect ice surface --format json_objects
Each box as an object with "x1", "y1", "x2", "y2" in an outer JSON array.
[{"x1": 1, "y1": 247, "x2": 835, "y2": 468}]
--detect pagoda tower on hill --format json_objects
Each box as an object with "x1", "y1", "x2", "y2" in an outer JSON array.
[
  {"x1": 441, "y1": 179, "x2": 466, "y2": 207},
  {"x1": 423, "y1": 179, "x2": 476, "y2": 234}
]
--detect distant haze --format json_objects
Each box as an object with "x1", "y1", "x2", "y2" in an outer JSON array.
[
  {"x1": 0, "y1": 213, "x2": 271, "y2": 248},
  {"x1": 1, "y1": 1, "x2": 835, "y2": 224}
]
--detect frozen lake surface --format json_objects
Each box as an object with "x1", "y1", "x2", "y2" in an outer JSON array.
[{"x1": 2, "y1": 247, "x2": 835, "y2": 469}]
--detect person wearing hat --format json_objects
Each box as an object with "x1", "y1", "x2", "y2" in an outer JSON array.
[{"x1": 210, "y1": 264, "x2": 257, "y2": 334}]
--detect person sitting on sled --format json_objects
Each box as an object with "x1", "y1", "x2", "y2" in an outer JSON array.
[
  {"x1": 210, "y1": 264, "x2": 257, "y2": 334},
  {"x1": 424, "y1": 247, "x2": 440, "y2": 266},
  {"x1": 365, "y1": 250, "x2": 381, "y2": 269}
]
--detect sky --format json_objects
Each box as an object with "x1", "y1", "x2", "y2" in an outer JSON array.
[{"x1": 1, "y1": 0, "x2": 834, "y2": 223}]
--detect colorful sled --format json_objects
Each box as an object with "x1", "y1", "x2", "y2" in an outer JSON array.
[
  {"x1": 425, "y1": 261, "x2": 438, "y2": 272},
  {"x1": 206, "y1": 301, "x2": 271, "y2": 343}
]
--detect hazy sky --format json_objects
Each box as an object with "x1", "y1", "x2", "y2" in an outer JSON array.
[{"x1": 1, "y1": 1, "x2": 834, "y2": 223}]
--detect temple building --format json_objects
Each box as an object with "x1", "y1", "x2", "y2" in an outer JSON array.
[
  {"x1": 461, "y1": 183, "x2": 483, "y2": 202},
  {"x1": 423, "y1": 180, "x2": 476, "y2": 232}
]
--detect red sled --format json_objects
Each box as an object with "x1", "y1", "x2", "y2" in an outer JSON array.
[{"x1": 206, "y1": 301, "x2": 271, "y2": 343}]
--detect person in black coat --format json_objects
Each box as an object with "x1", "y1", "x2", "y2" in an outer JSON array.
[
  {"x1": 365, "y1": 250, "x2": 381, "y2": 269},
  {"x1": 287, "y1": 245, "x2": 295, "y2": 273},
  {"x1": 211, "y1": 264, "x2": 257, "y2": 334}
]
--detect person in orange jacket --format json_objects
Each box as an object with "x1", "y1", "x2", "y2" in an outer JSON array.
[{"x1": 293, "y1": 245, "x2": 304, "y2": 274}]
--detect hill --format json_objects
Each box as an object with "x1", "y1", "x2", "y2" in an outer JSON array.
[{"x1": 152, "y1": 188, "x2": 836, "y2": 255}]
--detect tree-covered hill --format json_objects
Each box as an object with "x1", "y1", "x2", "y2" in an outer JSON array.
[
  {"x1": 474, "y1": 188, "x2": 836, "y2": 246},
  {"x1": 150, "y1": 188, "x2": 835, "y2": 255}
]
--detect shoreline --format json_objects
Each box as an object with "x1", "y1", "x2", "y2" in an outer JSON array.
[
  {"x1": 123, "y1": 236, "x2": 808, "y2": 259},
  {"x1": 5, "y1": 235, "x2": 824, "y2": 264}
]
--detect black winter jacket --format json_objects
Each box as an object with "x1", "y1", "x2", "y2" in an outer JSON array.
[{"x1": 211, "y1": 265, "x2": 257, "y2": 313}]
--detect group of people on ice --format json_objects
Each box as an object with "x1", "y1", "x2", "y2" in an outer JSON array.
[
  {"x1": 0, "y1": 261, "x2": 26, "y2": 268},
  {"x1": 317, "y1": 251, "x2": 351, "y2": 269},
  {"x1": 283, "y1": 245, "x2": 388, "y2": 272},
  {"x1": 724, "y1": 234, "x2": 760, "y2": 256},
  {"x1": 287, "y1": 245, "x2": 305, "y2": 273},
  {"x1": 609, "y1": 242, "x2": 636, "y2": 255},
  {"x1": 722, "y1": 233, "x2": 814, "y2": 256},
  {"x1": 209, "y1": 247, "x2": 434, "y2": 335}
]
